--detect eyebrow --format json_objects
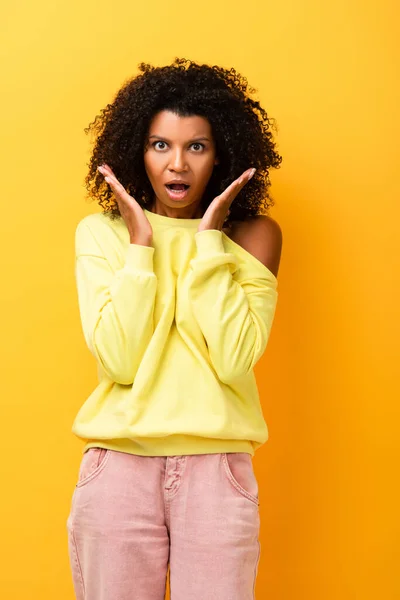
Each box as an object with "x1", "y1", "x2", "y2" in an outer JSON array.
[{"x1": 148, "y1": 135, "x2": 211, "y2": 142}]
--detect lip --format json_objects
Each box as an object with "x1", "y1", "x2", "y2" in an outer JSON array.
[
  {"x1": 165, "y1": 184, "x2": 190, "y2": 200},
  {"x1": 165, "y1": 180, "x2": 191, "y2": 185}
]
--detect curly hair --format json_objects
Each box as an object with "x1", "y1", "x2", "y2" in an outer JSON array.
[{"x1": 83, "y1": 57, "x2": 282, "y2": 225}]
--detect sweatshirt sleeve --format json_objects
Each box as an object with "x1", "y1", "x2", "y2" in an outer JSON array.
[
  {"x1": 74, "y1": 220, "x2": 157, "y2": 385},
  {"x1": 188, "y1": 229, "x2": 278, "y2": 384}
]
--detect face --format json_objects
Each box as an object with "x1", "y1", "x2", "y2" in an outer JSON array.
[{"x1": 143, "y1": 110, "x2": 219, "y2": 214}]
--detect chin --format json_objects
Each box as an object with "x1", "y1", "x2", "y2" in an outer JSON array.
[{"x1": 162, "y1": 187, "x2": 202, "y2": 208}]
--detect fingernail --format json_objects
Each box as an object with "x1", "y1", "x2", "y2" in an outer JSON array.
[{"x1": 249, "y1": 168, "x2": 256, "y2": 179}]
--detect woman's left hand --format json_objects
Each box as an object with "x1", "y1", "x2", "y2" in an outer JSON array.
[{"x1": 197, "y1": 167, "x2": 256, "y2": 232}]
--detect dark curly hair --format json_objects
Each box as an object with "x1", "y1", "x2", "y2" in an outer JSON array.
[{"x1": 83, "y1": 57, "x2": 282, "y2": 225}]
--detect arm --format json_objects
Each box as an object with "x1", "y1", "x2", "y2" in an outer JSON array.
[
  {"x1": 188, "y1": 219, "x2": 281, "y2": 384},
  {"x1": 75, "y1": 220, "x2": 157, "y2": 385}
]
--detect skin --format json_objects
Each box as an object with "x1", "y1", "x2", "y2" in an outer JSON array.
[
  {"x1": 97, "y1": 110, "x2": 282, "y2": 277},
  {"x1": 143, "y1": 110, "x2": 219, "y2": 220}
]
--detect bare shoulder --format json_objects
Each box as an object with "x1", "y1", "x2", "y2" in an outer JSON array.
[{"x1": 225, "y1": 215, "x2": 283, "y2": 277}]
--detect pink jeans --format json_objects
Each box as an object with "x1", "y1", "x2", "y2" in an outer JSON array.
[{"x1": 67, "y1": 448, "x2": 261, "y2": 599}]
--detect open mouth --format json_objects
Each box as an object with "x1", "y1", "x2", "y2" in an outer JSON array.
[{"x1": 165, "y1": 183, "x2": 190, "y2": 199}]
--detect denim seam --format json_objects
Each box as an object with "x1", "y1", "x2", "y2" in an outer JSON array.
[
  {"x1": 253, "y1": 539, "x2": 261, "y2": 599},
  {"x1": 76, "y1": 449, "x2": 111, "y2": 488},
  {"x1": 166, "y1": 456, "x2": 188, "y2": 500},
  {"x1": 222, "y1": 453, "x2": 259, "y2": 505},
  {"x1": 71, "y1": 527, "x2": 85, "y2": 598},
  {"x1": 163, "y1": 460, "x2": 171, "y2": 530}
]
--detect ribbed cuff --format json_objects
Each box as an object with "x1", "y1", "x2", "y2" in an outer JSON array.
[
  {"x1": 194, "y1": 229, "x2": 225, "y2": 256},
  {"x1": 125, "y1": 243, "x2": 155, "y2": 272}
]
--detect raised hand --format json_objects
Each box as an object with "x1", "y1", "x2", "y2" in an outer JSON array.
[
  {"x1": 97, "y1": 164, "x2": 153, "y2": 246},
  {"x1": 197, "y1": 168, "x2": 256, "y2": 232}
]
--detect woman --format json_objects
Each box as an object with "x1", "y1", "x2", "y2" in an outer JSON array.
[{"x1": 67, "y1": 57, "x2": 283, "y2": 600}]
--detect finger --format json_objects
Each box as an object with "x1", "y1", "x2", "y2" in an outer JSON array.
[
  {"x1": 104, "y1": 175, "x2": 140, "y2": 211},
  {"x1": 218, "y1": 168, "x2": 256, "y2": 203},
  {"x1": 98, "y1": 164, "x2": 115, "y2": 177},
  {"x1": 98, "y1": 166, "x2": 124, "y2": 193},
  {"x1": 230, "y1": 168, "x2": 256, "y2": 192},
  {"x1": 238, "y1": 168, "x2": 256, "y2": 184},
  {"x1": 102, "y1": 173, "x2": 127, "y2": 197},
  {"x1": 98, "y1": 164, "x2": 122, "y2": 183},
  {"x1": 104, "y1": 175, "x2": 127, "y2": 197}
]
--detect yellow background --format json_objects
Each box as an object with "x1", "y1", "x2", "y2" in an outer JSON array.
[{"x1": 1, "y1": 0, "x2": 398, "y2": 598}]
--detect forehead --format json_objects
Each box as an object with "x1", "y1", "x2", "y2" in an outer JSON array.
[{"x1": 148, "y1": 110, "x2": 212, "y2": 138}]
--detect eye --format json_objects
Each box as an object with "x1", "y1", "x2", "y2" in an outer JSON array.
[
  {"x1": 191, "y1": 143, "x2": 204, "y2": 152},
  {"x1": 150, "y1": 141, "x2": 205, "y2": 152},
  {"x1": 152, "y1": 141, "x2": 168, "y2": 151}
]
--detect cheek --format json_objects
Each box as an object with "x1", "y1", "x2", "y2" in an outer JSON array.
[
  {"x1": 196, "y1": 157, "x2": 216, "y2": 184},
  {"x1": 143, "y1": 150, "x2": 152, "y2": 168},
  {"x1": 144, "y1": 155, "x2": 161, "y2": 182}
]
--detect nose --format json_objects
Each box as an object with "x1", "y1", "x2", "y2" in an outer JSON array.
[{"x1": 168, "y1": 149, "x2": 188, "y2": 172}]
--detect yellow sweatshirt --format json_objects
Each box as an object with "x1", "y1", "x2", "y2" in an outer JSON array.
[{"x1": 72, "y1": 208, "x2": 278, "y2": 456}]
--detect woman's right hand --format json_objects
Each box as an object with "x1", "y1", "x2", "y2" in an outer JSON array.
[{"x1": 97, "y1": 164, "x2": 153, "y2": 246}]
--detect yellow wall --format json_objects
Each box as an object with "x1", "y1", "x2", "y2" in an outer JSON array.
[{"x1": 1, "y1": 0, "x2": 398, "y2": 598}]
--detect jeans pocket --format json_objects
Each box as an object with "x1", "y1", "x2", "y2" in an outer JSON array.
[
  {"x1": 222, "y1": 452, "x2": 259, "y2": 505},
  {"x1": 76, "y1": 447, "x2": 110, "y2": 488}
]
